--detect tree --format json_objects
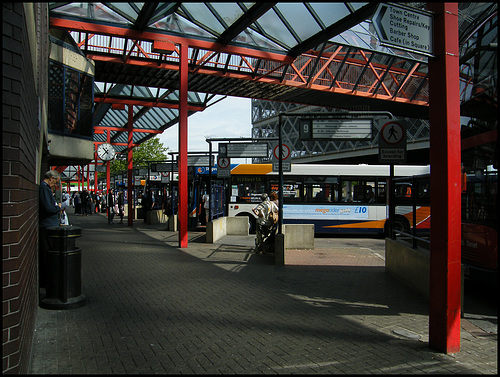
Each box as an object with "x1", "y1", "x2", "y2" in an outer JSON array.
[{"x1": 99, "y1": 137, "x2": 169, "y2": 177}]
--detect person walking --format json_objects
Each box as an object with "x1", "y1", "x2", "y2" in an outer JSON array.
[
  {"x1": 252, "y1": 193, "x2": 278, "y2": 254},
  {"x1": 107, "y1": 189, "x2": 115, "y2": 224},
  {"x1": 268, "y1": 191, "x2": 279, "y2": 251},
  {"x1": 74, "y1": 191, "x2": 81, "y2": 215},
  {"x1": 81, "y1": 190, "x2": 88, "y2": 216},
  {"x1": 39, "y1": 170, "x2": 62, "y2": 294},
  {"x1": 117, "y1": 191, "x2": 125, "y2": 224}
]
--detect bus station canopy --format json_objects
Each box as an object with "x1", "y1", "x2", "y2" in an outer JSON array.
[{"x1": 49, "y1": 2, "x2": 495, "y2": 153}]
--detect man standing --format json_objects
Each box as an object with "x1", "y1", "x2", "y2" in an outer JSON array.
[
  {"x1": 39, "y1": 170, "x2": 62, "y2": 294},
  {"x1": 107, "y1": 189, "x2": 115, "y2": 224},
  {"x1": 252, "y1": 193, "x2": 278, "y2": 254}
]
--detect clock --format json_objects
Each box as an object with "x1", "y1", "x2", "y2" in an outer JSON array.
[{"x1": 97, "y1": 143, "x2": 116, "y2": 161}]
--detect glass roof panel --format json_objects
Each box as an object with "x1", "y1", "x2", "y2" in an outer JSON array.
[
  {"x1": 253, "y1": 7, "x2": 298, "y2": 48},
  {"x1": 51, "y1": 2, "x2": 132, "y2": 25},
  {"x1": 105, "y1": 3, "x2": 139, "y2": 22},
  {"x1": 235, "y1": 29, "x2": 287, "y2": 52},
  {"x1": 152, "y1": 13, "x2": 216, "y2": 40},
  {"x1": 309, "y1": 3, "x2": 352, "y2": 29},
  {"x1": 210, "y1": 2, "x2": 245, "y2": 27},
  {"x1": 181, "y1": 3, "x2": 225, "y2": 35},
  {"x1": 275, "y1": 3, "x2": 322, "y2": 42}
]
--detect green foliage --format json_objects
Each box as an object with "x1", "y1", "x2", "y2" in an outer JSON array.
[{"x1": 98, "y1": 137, "x2": 169, "y2": 177}]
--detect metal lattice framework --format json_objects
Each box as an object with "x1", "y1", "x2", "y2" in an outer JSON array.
[
  {"x1": 250, "y1": 100, "x2": 431, "y2": 164},
  {"x1": 47, "y1": 2, "x2": 497, "y2": 166}
]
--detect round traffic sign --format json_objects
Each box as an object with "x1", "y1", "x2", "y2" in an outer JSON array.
[
  {"x1": 380, "y1": 121, "x2": 405, "y2": 145},
  {"x1": 273, "y1": 144, "x2": 290, "y2": 160},
  {"x1": 217, "y1": 157, "x2": 230, "y2": 169}
]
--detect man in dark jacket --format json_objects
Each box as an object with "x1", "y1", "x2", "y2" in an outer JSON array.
[
  {"x1": 107, "y1": 189, "x2": 115, "y2": 224},
  {"x1": 39, "y1": 170, "x2": 62, "y2": 292}
]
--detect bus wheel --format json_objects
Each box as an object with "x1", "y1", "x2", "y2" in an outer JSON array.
[{"x1": 384, "y1": 216, "x2": 410, "y2": 237}]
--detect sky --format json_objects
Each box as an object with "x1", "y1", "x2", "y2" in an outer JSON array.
[{"x1": 157, "y1": 96, "x2": 253, "y2": 162}]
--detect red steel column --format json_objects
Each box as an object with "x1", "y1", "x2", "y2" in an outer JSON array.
[
  {"x1": 106, "y1": 131, "x2": 111, "y2": 195},
  {"x1": 427, "y1": 2, "x2": 461, "y2": 354},
  {"x1": 94, "y1": 151, "x2": 98, "y2": 194},
  {"x1": 127, "y1": 105, "x2": 134, "y2": 226},
  {"x1": 178, "y1": 43, "x2": 189, "y2": 248}
]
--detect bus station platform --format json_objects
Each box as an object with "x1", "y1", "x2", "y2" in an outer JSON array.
[{"x1": 29, "y1": 213, "x2": 497, "y2": 374}]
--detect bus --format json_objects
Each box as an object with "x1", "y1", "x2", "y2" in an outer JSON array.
[
  {"x1": 393, "y1": 166, "x2": 497, "y2": 284},
  {"x1": 461, "y1": 165, "x2": 497, "y2": 284},
  {"x1": 201, "y1": 163, "x2": 430, "y2": 235}
]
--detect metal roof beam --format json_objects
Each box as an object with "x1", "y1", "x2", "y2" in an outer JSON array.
[
  {"x1": 94, "y1": 96, "x2": 206, "y2": 111},
  {"x1": 287, "y1": 3, "x2": 378, "y2": 59},
  {"x1": 132, "y1": 3, "x2": 160, "y2": 31},
  {"x1": 216, "y1": 3, "x2": 276, "y2": 46}
]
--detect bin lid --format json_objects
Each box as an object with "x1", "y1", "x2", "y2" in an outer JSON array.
[{"x1": 46, "y1": 225, "x2": 82, "y2": 238}]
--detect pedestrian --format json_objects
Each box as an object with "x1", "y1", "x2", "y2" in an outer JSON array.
[
  {"x1": 107, "y1": 189, "x2": 115, "y2": 224},
  {"x1": 74, "y1": 191, "x2": 81, "y2": 215},
  {"x1": 60, "y1": 189, "x2": 70, "y2": 225},
  {"x1": 117, "y1": 191, "x2": 125, "y2": 224},
  {"x1": 95, "y1": 192, "x2": 101, "y2": 213},
  {"x1": 268, "y1": 191, "x2": 279, "y2": 251},
  {"x1": 81, "y1": 189, "x2": 88, "y2": 216},
  {"x1": 252, "y1": 193, "x2": 278, "y2": 254},
  {"x1": 86, "y1": 191, "x2": 93, "y2": 215},
  {"x1": 39, "y1": 170, "x2": 62, "y2": 294},
  {"x1": 202, "y1": 190, "x2": 210, "y2": 225}
]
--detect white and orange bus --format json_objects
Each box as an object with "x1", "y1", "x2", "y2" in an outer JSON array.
[{"x1": 220, "y1": 163, "x2": 430, "y2": 235}]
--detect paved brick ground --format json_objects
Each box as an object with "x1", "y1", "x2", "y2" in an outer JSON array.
[{"x1": 29, "y1": 213, "x2": 497, "y2": 374}]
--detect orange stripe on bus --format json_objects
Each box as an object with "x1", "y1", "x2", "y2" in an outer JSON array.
[{"x1": 231, "y1": 164, "x2": 272, "y2": 175}]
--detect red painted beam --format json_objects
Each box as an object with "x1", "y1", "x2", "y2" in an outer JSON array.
[
  {"x1": 94, "y1": 96, "x2": 206, "y2": 111},
  {"x1": 50, "y1": 17, "x2": 295, "y2": 64},
  {"x1": 428, "y1": 2, "x2": 461, "y2": 354},
  {"x1": 461, "y1": 129, "x2": 497, "y2": 151},
  {"x1": 88, "y1": 53, "x2": 429, "y2": 107},
  {"x1": 94, "y1": 126, "x2": 162, "y2": 134}
]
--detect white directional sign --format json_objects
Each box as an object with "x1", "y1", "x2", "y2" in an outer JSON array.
[
  {"x1": 219, "y1": 143, "x2": 268, "y2": 158},
  {"x1": 300, "y1": 119, "x2": 372, "y2": 140},
  {"x1": 372, "y1": 3, "x2": 433, "y2": 56},
  {"x1": 377, "y1": 120, "x2": 407, "y2": 163}
]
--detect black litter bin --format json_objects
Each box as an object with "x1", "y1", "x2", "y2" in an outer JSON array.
[{"x1": 40, "y1": 225, "x2": 86, "y2": 309}]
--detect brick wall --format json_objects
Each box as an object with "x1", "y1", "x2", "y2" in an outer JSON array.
[{"x1": 3, "y1": 3, "x2": 48, "y2": 374}]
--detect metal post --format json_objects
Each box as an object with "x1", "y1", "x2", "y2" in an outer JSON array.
[
  {"x1": 278, "y1": 114, "x2": 283, "y2": 235},
  {"x1": 208, "y1": 140, "x2": 212, "y2": 223},
  {"x1": 178, "y1": 43, "x2": 189, "y2": 248},
  {"x1": 389, "y1": 164, "x2": 395, "y2": 239},
  {"x1": 127, "y1": 105, "x2": 134, "y2": 226},
  {"x1": 427, "y1": 2, "x2": 461, "y2": 354}
]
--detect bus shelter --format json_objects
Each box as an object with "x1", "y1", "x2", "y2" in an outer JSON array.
[{"x1": 45, "y1": 2, "x2": 481, "y2": 353}]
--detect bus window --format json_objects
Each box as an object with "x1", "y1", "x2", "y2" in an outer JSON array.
[
  {"x1": 376, "y1": 181, "x2": 387, "y2": 204},
  {"x1": 342, "y1": 180, "x2": 380, "y2": 204},
  {"x1": 304, "y1": 177, "x2": 337, "y2": 203},
  {"x1": 270, "y1": 180, "x2": 302, "y2": 202},
  {"x1": 231, "y1": 176, "x2": 266, "y2": 203}
]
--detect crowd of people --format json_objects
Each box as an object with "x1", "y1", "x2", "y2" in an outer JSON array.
[{"x1": 39, "y1": 171, "x2": 280, "y2": 259}]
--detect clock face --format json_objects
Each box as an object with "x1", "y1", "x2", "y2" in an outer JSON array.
[{"x1": 97, "y1": 143, "x2": 116, "y2": 161}]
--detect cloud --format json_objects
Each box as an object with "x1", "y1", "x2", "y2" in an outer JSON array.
[{"x1": 158, "y1": 96, "x2": 252, "y2": 154}]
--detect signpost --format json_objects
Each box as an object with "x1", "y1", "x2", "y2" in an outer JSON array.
[
  {"x1": 377, "y1": 120, "x2": 407, "y2": 163},
  {"x1": 372, "y1": 3, "x2": 433, "y2": 56},
  {"x1": 217, "y1": 156, "x2": 231, "y2": 178},
  {"x1": 272, "y1": 142, "x2": 291, "y2": 172},
  {"x1": 300, "y1": 118, "x2": 372, "y2": 140},
  {"x1": 219, "y1": 142, "x2": 268, "y2": 158}
]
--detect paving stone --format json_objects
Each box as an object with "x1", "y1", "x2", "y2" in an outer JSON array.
[{"x1": 28, "y1": 213, "x2": 497, "y2": 374}]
